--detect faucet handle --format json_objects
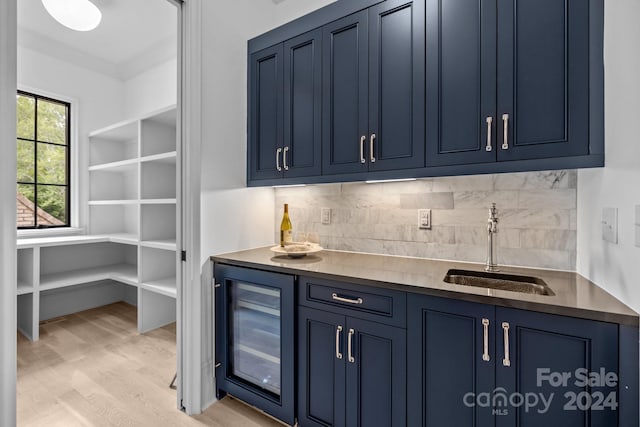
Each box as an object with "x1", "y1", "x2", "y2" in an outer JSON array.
[{"x1": 489, "y1": 203, "x2": 498, "y2": 218}]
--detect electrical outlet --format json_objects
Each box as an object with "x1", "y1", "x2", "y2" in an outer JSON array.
[
  {"x1": 419, "y1": 209, "x2": 431, "y2": 230},
  {"x1": 602, "y1": 207, "x2": 618, "y2": 244},
  {"x1": 321, "y1": 207, "x2": 331, "y2": 225}
]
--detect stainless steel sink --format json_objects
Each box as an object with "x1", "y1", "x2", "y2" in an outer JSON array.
[{"x1": 443, "y1": 269, "x2": 555, "y2": 296}]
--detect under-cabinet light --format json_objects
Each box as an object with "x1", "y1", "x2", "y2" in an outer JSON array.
[
  {"x1": 365, "y1": 178, "x2": 417, "y2": 184},
  {"x1": 272, "y1": 184, "x2": 307, "y2": 188}
]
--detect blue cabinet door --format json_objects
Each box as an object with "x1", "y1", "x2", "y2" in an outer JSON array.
[
  {"x1": 496, "y1": 0, "x2": 591, "y2": 161},
  {"x1": 322, "y1": 11, "x2": 369, "y2": 176},
  {"x1": 425, "y1": 0, "x2": 497, "y2": 167},
  {"x1": 298, "y1": 306, "x2": 346, "y2": 427},
  {"x1": 345, "y1": 317, "x2": 406, "y2": 427},
  {"x1": 283, "y1": 29, "x2": 323, "y2": 178},
  {"x1": 248, "y1": 44, "x2": 284, "y2": 181},
  {"x1": 368, "y1": 0, "x2": 425, "y2": 172},
  {"x1": 495, "y1": 308, "x2": 619, "y2": 427},
  {"x1": 408, "y1": 295, "x2": 495, "y2": 427}
]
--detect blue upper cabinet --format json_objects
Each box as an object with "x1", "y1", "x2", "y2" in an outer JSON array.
[
  {"x1": 428, "y1": 0, "x2": 603, "y2": 167},
  {"x1": 249, "y1": 44, "x2": 283, "y2": 181},
  {"x1": 425, "y1": 0, "x2": 497, "y2": 167},
  {"x1": 496, "y1": 0, "x2": 591, "y2": 161},
  {"x1": 322, "y1": 10, "x2": 370, "y2": 176},
  {"x1": 283, "y1": 30, "x2": 323, "y2": 178},
  {"x1": 247, "y1": 0, "x2": 604, "y2": 186},
  {"x1": 323, "y1": 0, "x2": 425, "y2": 175},
  {"x1": 248, "y1": 30, "x2": 322, "y2": 182}
]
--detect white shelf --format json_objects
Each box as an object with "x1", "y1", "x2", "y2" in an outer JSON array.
[
  {"x1": 140, "y1": 151, "x2": 176, "y2": 164},
  {"x1": 106, "y1": 233, "x2": 139, "y2": 245},
  {"x1": 140, "y1": 199, "x2": 176, "y2": 205},
  {"x1": 89, "y1": 119, "x2": 138, "y2": 141},
  {"x1": 88, "y1": 158, "x2": 138, "y2": 172},
  {"x1": 140, "y1": 277, "x2": 177, "y2": 299},
  {"x1": 89, "y1": 200, "x2": 138, "y2": 206},
  {"x1": 17, "y1": 281, "x2": 33, "y2": 295},
  {"x1": 40, "y1": 264, "x2": 138, "y2": 291},
  {"x1": 140, "y1": 239, "x2": 177, "y2": 251},
  {"x1": 17, "y1": 235, "x2": 111, "y2": 249}
]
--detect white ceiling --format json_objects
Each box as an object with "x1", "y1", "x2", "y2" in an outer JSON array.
[{"x1": 18, "y1": 0, "x2": 178, "y2": 81}]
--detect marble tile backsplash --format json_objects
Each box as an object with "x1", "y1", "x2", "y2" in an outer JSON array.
[{"x1": 274, "y1": 171, "x2": 578, "y2": 270}]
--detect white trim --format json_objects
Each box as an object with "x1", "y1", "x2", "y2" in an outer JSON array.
[
  {"x1": 0, "y1": 0, "x2": 17, "y2": 425},
  {"x1": 17, "y1": 226, "x2": 83, "y2": 238},
  {"x1": 181, "y1": 0, "x2": 203, "y2": 415},
  {"x1": 16, "y1": 84, "x2": 81, "y2": 231}
]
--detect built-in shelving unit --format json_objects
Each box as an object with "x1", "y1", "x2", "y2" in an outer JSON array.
[{"x1": 16, "y1": 106, "x2": 179, "y2": 341}]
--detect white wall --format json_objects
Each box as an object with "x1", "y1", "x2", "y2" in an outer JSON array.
[
  {"x1": 197, "y1": 0, "x2": 336, "y2": 409},
  {"x1": 17, "y1": 46, "x2": 126, "y2": 231},
  {"x1": 576, "y1": 0, "x2": 640, "y2": 312},
  {"x1": 0, "y1": 1, "x2": 17, "y2": 424},
  {"x1": 123, "y1": 58, "x2": 177, "y2": 118}
]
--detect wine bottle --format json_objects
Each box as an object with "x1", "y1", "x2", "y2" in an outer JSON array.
[{"x1": 280, "y1": 203, "x2": 293, "y2": 247}]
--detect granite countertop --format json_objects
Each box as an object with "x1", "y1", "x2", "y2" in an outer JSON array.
[{"x1": 211, "y1": 247, "x2": 639, "y2": 327}]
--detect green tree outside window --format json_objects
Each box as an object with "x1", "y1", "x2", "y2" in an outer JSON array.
[{"x1": 16, "y1": 91, "x2": 70, "y2": 228}]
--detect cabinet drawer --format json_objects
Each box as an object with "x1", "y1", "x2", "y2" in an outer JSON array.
[{"x1": 299, "y1": 276, "x2": 406, "y2": 328}]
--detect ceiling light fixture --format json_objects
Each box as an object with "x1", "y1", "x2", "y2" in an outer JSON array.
[{"x1": 41, "y1": 0, "x2": 102, "y2": 32}]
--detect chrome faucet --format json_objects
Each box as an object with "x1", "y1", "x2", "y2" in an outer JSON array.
[{"x1": 486, "y1": 203, "x2": 499, "y2": 272}]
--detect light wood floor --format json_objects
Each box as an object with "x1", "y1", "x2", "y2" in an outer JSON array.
[{"x1": 17, "y1": 302, "x2": 282, "y2": 427}]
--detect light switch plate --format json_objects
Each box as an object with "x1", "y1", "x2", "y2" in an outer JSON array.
[
  {"x1": 321, "y1": 207, "x2": 331, "y2": 225},
  {"x1": 602, "y1": 207, "x2": 618, "y2": 244},
  {"x1": 419, "y1": 209, "x2": 431, "y2": 230}
]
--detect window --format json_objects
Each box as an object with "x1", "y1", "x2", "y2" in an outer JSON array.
[{"x1": 16, "y1": 91, "x2": 70, "y2": 229}]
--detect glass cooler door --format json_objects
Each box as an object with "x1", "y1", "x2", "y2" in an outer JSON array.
[{"x1": 228, "y1": 281, "x2": 282, "y2": 397}]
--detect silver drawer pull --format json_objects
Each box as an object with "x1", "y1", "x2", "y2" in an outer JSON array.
[
  {"x1": 502, "y1": 322, "x2": 511, "y2": 367},
  {"x1": 360, "y1": 135, "x2": 366, "y2": 164},
  {"x1": 502, "y1": 114, "x2": 509, "y2": 150},
  {"x1": 348, "y1": 328, "x2": 355, "y2": 363},
  {"x1": 283, "y1": 146, "x2": 289, "y2": 170},
  {"x1": 482, "y1": 318, "x2": 490, "y2": 362},
  {"x1": 336, "y1": 325, "x2": 343, "y2": 360},
  {"x1": 485, "y1": 117, "x2": 493, "y2": 152},
  {"x1": 276, "y1": 147, "x2": 282, "y2": 171},
  {"x1": 370, "y1": 134, "x2": 376, "y2": 162},
  {"x1": 331, "y1": 293, "x2": 363, "y2": 305}
]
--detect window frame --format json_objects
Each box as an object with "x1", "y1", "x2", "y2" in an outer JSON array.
[{"x1": 16, "y1": 89, "x2": 74, "y2": 231}]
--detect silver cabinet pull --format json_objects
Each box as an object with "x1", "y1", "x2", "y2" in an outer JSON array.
[
  {"x1": 348, "y1": 328, "x2": 355, "y2": 363},
  {"x1": 283, "y1": 146, "x2": 289, "y2": 171},
  {"x1": 370, "y1": 134, "x2": 376, "y2": 162},
  {"x1": 482, "y1": 318, "x2": 490, "y2": 362},
  {"x1": 332, "y1": 293, "x2": 363, "y2": 305},
  {"x1": 485, "y1": 117, "x2": 493, "y2": 152},
  {"x1": 360, "y1": 135, "x2": 366, "y2": 164},
  {"x1": 501, "y1": 114, "x2": 509, "y2": 150},
  {"x1": 276, "y1": 147, "x2": 282, "y2": 171},
  {"x1": 502, "y1": 322, "x2": 511, "y2": 367},
  {"x1": 336, "y1": 325, "x2": 343, "y2": 360}
]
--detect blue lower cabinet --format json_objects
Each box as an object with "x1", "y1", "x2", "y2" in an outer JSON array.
[
  {"x1": 298, "y1": 306, "x2": 406, "y2": 427},
  {"x1": 495, "y1": 308, "x2": 619, "y2": 427},
  {"x1": 408, "y1": 296, "x2": 624, "y2": 427},
  {"x1": 407, "y1": 295, "x2": 496, "y2": 427}
]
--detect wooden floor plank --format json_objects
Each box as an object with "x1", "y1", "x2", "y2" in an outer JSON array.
[{"x1": 17, "y1": 302, "x2": 280, "y2": 427}]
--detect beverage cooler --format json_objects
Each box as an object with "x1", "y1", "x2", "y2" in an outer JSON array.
[{"x1": 214, "y1": 264, "x2": 295, "y2": 425}]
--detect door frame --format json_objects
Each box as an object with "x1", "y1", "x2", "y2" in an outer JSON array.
[
  {"x1": 0, "y1": 1, "x2": 17, "y2": 425},
  {"x1": 0, "y1": 0, "x2": 207, "y2": 419}
]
